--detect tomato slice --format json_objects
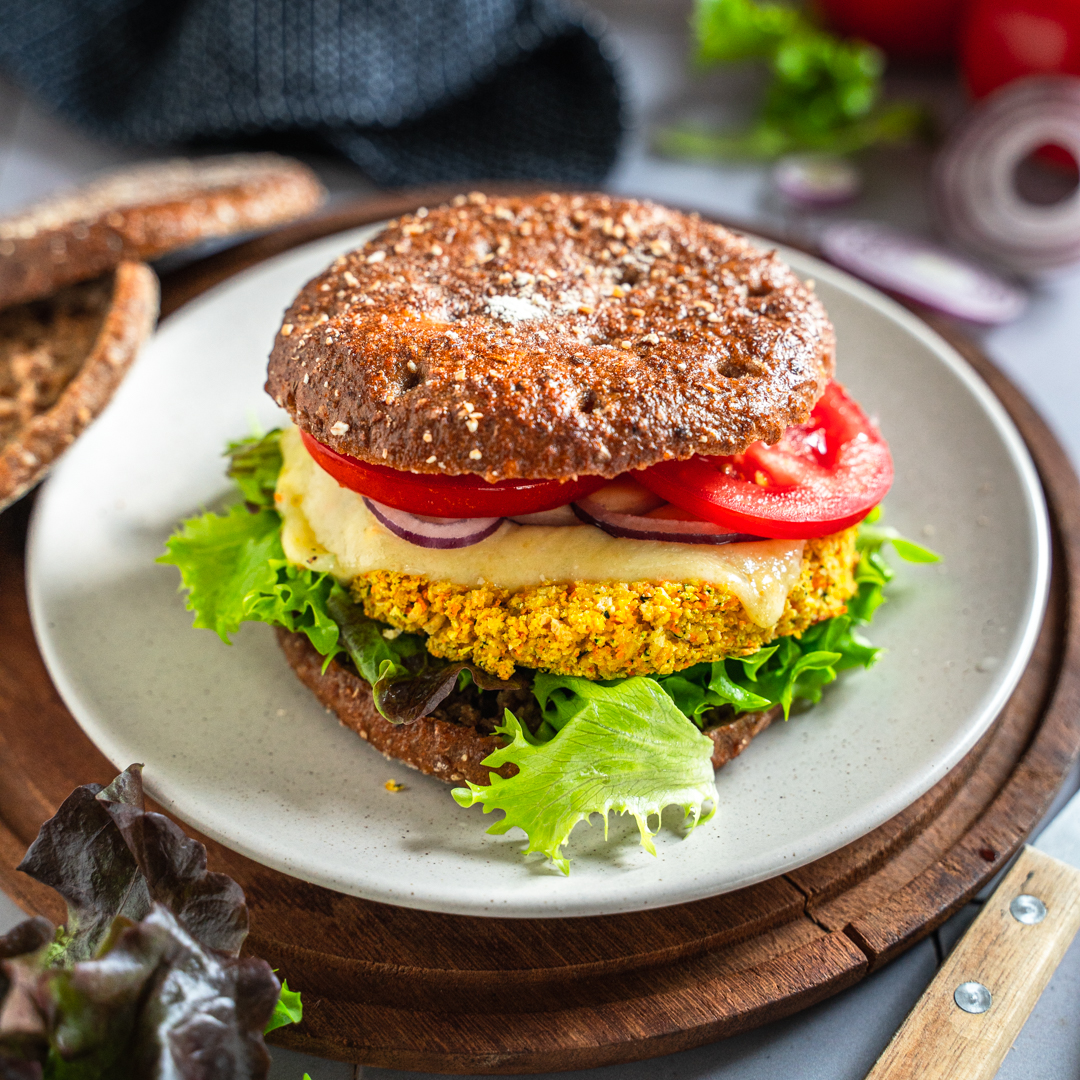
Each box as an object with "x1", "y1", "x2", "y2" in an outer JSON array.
[
  {"x1": 635, "y1": 382, "x2": 893, "y2": 539},
  {"x1": 301, "y1": 431, "x2": 608, "y2": 518}
]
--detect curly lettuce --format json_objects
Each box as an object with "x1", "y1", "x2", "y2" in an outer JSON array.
[
  {"x1": 159, "y1": 432, "x2": 511, "y2": 722},
  {"x1": 452, "y1": 677, "x2": 717, "y2": 874}
]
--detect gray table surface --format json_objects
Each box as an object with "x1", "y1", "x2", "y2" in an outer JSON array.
[{"x1": 3, "y1": 4, "x2": 1080, "y2": 1077}]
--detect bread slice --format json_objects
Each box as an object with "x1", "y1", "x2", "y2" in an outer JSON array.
[
  {"x1": 0, "y1": 261, "x2": 158, "y2": 511},
  {"x1": 277, "y1": 628, "x2": 779, "y2": 785},
  {"x1": 0, "y1": 154, "x2": 325, "y2": 307}
]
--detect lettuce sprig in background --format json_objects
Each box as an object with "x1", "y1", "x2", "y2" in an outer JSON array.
[{"x1": 657, "y1": 0, "x2": 924, "y2": 160}]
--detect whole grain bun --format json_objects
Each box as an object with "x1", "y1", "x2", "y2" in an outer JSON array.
[
  {"x1": 0, "y1": 261, "x2": 158, "y2": 511},
  {"x1": 0, "y1": 154, "x2": 325, "y2": 308},
  {"x1": 266, "y1": 191, "x2": 834, "y2": 482},
  {"x1": 278, "y1": 628, "x2": 777, "y2": 782}
]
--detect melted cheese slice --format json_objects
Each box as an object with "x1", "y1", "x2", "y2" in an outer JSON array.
[{"x1": 276, "y1": 426, "x2": 805, "y2": 628}]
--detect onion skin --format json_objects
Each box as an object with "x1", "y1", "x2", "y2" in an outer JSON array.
[
  {"x1": 571, "y1": 498, "x2": 759, "y2": 546},
  {"x1": 363, "y1": 498, "x2": 503, "y2": 549}
]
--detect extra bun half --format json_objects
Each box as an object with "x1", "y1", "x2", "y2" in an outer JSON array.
[
  {"x1": 278, "y1": 629, "x2": 779, "y2": 781},
  {"x1": 0, "y1": 261, "x2": 158, "y2": 511},
  {"x1": 0, "y1": 154, "x2": 325, "y2": 308},
  {"x1": 266, "y1": 192, "x2": 834, "y2": 482}
]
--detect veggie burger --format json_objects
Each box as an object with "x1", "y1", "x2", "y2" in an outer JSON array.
[{"x1": 164, "y1": 192, "x2": 924, "y2": 873}]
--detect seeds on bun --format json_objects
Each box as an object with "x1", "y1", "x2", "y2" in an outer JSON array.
[{"x1": 265, "y1": 192, "x2": 834, "y2": 482}]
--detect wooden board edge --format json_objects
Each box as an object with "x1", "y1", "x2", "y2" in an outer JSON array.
[{"x1": 269, "y1": 931, "x2": 867, "y2": 1074}]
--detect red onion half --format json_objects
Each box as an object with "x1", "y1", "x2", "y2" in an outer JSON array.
[
  {"x1": 934, "y1": 76, "x2": 1080, "y2": 274},
  {"x1": 363, "y1": 498, "x2": 503, "y2": 549},
  {"x1": 572, "y1": 497, "x2": 759, "y2": 545}
]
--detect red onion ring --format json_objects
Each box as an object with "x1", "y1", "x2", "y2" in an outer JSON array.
[
  {"x1": 933, "y1": 76, "x2": 1080, "y2": 274},
  {"x1": 819, "y1": 220, "x2": 1027, "y2": 326},
  {"x1": 572, "y1": 498, "x2": 759, "y2": 545},
  {"x1": 363, "y1": 498, "x2": 503, "y2": 549}
]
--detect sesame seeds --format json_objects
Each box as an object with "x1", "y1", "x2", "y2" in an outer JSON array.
[
  {"x1": 469, "y1": 449, "x2": 482, "y2": 460},
  {"x1": 330, "y1": 421, "x2": 350, "y2": 436},
  {"x1": 366, "y1": 250, "x2": 386, "y2": 264},
  {"x1": 422, "y1": 431, "x2": 433, "y2": 442},
  {"x1": 343, "y1": 271, "x2": 359, "y2": 287},
  {"x1": 280, "y1": 323, "x2": 294, "y2": 336}
]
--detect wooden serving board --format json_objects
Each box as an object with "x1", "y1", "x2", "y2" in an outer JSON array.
[{"x1": 1, "y1": 191, "x2": 1079, "y2": 1075}]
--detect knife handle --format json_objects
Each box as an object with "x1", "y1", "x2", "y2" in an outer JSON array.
[{"x1": 865, "y1": 845, "x2": 1080, "y2": 1080}]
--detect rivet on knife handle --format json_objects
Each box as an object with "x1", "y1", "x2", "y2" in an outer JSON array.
[{"x1": 865, "y1": 846, "x2": 1080, "y2": 1080}]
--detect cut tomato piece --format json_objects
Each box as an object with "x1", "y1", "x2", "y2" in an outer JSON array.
[
  {"x1": 301, "y1": 431, "x2": 608, "y2": 518},
  {"x1": 635, "y1": 382, "x2": 893, "y2": 539}
]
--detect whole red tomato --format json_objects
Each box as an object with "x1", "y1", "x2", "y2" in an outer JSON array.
[
  {"x1": 961, "y1": 0, "x2": 1080, "y2": 97},
  {"x1": 814, "y1": 0, "x2": 966, "y2": 62}
]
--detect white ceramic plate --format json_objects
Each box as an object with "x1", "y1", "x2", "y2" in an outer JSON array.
[{"x1": 27, "y1": 225, "x2": 1049, "y2": 918}]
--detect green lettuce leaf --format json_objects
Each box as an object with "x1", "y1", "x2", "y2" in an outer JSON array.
[
  {"x1": 226, "y1": 429, "x2": 284, "y2": 510},
  {"x1": 851, "y1": 516, "x2": 940, "y2": 625},
  {"x1": 264, "y1": 979, "x2": 303, "y2": 1035},
  {"x1": 325, "y1": 589, "x2": 424, "y2": 686},
  {"x1": 159, "y1": 480, "x2": 509, "y2": 723},
  {"x1": 452, "y1": 677, "x2": 717, "y2": 874},
  {"x1": 158, "y1": 505, "x2": 343, "y2": 659}
]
